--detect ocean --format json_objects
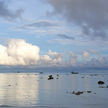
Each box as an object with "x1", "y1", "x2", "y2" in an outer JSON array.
[{"x1": 0, "y1": 71, "x2": 107, "y2": 108}]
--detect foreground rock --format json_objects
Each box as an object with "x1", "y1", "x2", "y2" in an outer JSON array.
[
  {"x1": 48, "y1": 75, "x2": 54, "y2": 80},
  {"x1": 98, "y1": 81, "x2": 105, "y2": 85}
]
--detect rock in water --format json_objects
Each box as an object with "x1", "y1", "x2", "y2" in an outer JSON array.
[
  {"x1": 48, "y1": 75, "x2": 54, "y2": 80},
  {"x1": 75, "y1": 91, "x2": 83, "y2": 95},
  {"x1": 71, "y1": 72, "x2": 78, "y2": 74},
  {"x1": 98, "y1": 81, "x2": 105, "y2": 85}
]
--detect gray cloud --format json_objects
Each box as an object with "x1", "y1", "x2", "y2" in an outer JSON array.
[
  {"x1": 57, "y1": 34, "x2": 75, "y2": 40},
  {"x1": 25, "y1": 20, "x2": 59, "y2": 28},
  {"x1": 84, "y1": 56, "x2": 108, "y2": 68},
  {"x1": 0, "y1": 38, "x2": 108, "y2": 70},
  {"x1": 16, "y1": 20, "x2": 71, "y2": 35},
  {"x1": 0, "y1": 0, "x2": 23, "y2": 20},
  {"x1": 16, "y1": 20, "x2": 59, "y2": 31},
  {"x1": 47, "y1": 0, "x2": 108, "y2": 40}
]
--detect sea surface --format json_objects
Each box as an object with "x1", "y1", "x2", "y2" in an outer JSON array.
[{"x1": 0, "y1": 71, "x2": 108, "y2": 108}]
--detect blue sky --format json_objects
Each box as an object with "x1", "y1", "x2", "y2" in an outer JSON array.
[{"x1": 0, "y1": 0, "x2": 108, "y2": 70}]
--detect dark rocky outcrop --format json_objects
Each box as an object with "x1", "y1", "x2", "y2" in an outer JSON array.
[
  {"x1": 48, "y1": 75, "x2": 54, "y2": 80},
  {"x1": 75, "y1": 91, "x2": 83, "y2": 95},
  {"x1": 72, "y1": 91, "x2": 83, "y2": 95},
  {"x1": 71, "y1": 72, "x2": 78, "y2": 74},
  {"x1": 87, "y1": 91, "x2": 92, "y2": 93},
  {"x1": 98, "y1": 81, "x2": 105, "y2": 85},
  {"x1": 40, "y1": 72, "x2": 43, "y2": 74}
]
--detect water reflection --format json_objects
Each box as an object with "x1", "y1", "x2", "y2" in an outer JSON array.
[
  {"x1": 0, "y1": 73, "x2": 108, "y2": 108},
  {"x1": 0, "y1": 73, "x2": 39, "y2": 107}
]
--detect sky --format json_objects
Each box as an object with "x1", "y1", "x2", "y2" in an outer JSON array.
[{"x1": 0, "y1": 0, "x2": 108, "y2": 71}]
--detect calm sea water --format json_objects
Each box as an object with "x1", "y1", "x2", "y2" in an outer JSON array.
[{"x1": 0, "y1": 72, "x2": 108, "y2": 108}]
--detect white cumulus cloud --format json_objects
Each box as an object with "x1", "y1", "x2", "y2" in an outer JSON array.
[
  {"x1": 82, "y1": 51, "x2": 90, "y2": 59},
  {"x1": 39, "y1": 50, "x2": 64, "y2": 66},
  {"x1": 0, "y1": 39, "x2": 40, "y2": 65}
]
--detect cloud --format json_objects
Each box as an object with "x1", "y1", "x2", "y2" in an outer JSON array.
[
  {"x1": 16, "y1": 20, "x2": 64, "y2": 35},
  {"x1": 0, "y1": 38, "x2": 108, "y2": 69},
  {"x1": 47, "y1": 0, "x2": 108, "y2": 40},
  {"x1": 26, "y1": 20, "x2": 59, "y2": 28},
  {"x1": 82, "y1": 51, "x2": 90, "y2": 59},
  {"x1": 18, "y1": 20, "x2": 59, "y2": 30},
  {"x1": 40, "y1": 50, "x2": 64, "y2": 66},
  {"x1": 57, "y1": 34, "x2": 75, "y2": 40},
  {"x1": 0, "y1": 0, "x2": 23, "y2": 20},
  {"x1": 48, "y1": 50, "x2": 63, "y2": 58},
  {"x1": 69, "y1": 51, "x2": 77, "y2": 66},
  {"x1": 16, "y1": 20, "x2": 77, "y2": 36},
  {"x1": 0, "y1": 39, "x2": 40, "y2": 65},
  {"x1": 48, "y1": 50, "x2": 64, "y2": 63},
  {"x1": 68, "y1": 50, "x2": 108, "y2": 69},
  {"x1": 0, "y1": 39, "x2": 64, "y2": 66},
  {"x1": 84, "y1": 56, "x2": 108, "y2": 68}
]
